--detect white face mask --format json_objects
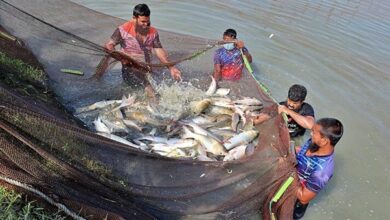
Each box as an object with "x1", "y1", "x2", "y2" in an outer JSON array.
[{"x1": 223, "y1": 43, "x2": 235, "y2": 50}]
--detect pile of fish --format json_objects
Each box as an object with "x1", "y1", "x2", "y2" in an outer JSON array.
[{"x1": 75, "y1": 77, "x2": 264, "y2": 161}]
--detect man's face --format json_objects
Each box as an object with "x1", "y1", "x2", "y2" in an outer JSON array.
[
  {"x1": 223, "y1": 35, "x2": 235, "y2": 42},
  {"x1": 310, "y1": 123, "x2": 328, "y2": 146},
  {"x1": 135, "y1": 16, "x2": 150, "y2": 34},
  {"x1": 286, "y1": 99, "x2": 303, "y2": 111}
]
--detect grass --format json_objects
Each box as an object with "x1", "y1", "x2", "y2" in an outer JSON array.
[
  {"x1": 0, "y1": 186, "x2": 66, "y2": 220},
  {"x1": 0, "y1": 51, "x2": 45, "y2": 85}
]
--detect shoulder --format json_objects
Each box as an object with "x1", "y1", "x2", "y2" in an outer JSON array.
[
  {"x1": 149, "y1": 26, "x2": 158, "y2": 35},
  {"x1": 300, "y1": 102, "x2": 315, "y2": 116}
]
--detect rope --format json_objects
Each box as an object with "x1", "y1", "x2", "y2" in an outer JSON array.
[{"x1": 0, "y1": 174, "x2": 86, "y2": 220}]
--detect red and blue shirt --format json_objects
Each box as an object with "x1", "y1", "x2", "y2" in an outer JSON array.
[
  {"x1": 111, "y1": 20, "x2": 162, "y2": 63},
  {"x1": 213, "y1": 47, "x2": 249, "y2": 80},
  {"x1": 296, "y1": 139, "x2": 334, "y2": 193}
]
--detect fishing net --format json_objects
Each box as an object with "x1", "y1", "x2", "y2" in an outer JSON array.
[{"x1": 0, "y1": 0, "x2": 299, "y2": 219}]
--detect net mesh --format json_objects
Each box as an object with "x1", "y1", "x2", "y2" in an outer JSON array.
[{"x1": 0, "y1": 0, "x2": 299, "y2": 219}]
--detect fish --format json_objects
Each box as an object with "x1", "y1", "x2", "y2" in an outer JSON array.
[
  {"x1": 182, "y1": 126, "x2": 226, "y2": 156},
  {"x1": 241, "y1": 105, "x2": 263, "y2": 112},
  {"x1": 224, "y1": 130, "x2": 259, "y2": 150},
  {"x1": 125, "y1": 111, "x2": 171, "y2": 127},
  {"x1": 100, "y1": 117, "x2": 129, "y2": 133},
  {"x1": 223, "y1": 145, "x2": 247, "y2": 161},
  {"x1": 206, "y1": 76, "x2": 217, "y2": 96},
  {"x1": 233, "y1": 105, "x2": 246, "y2": 127},
  {"x1": 98, "y1": 132, "x2": 140, "y2": 149},
  {"x1": 211, "y1": 100, "x2": 234, "y2": 109},
  {"x1": 206, "y1": 106, "x2": 234, "y2": 116},
  {"x1": 76, "y1": 100, "x2": 121, "y2": 114},
  {"x1": 184, "y1": 122, "x2": 222, "y2": 143},
  {"x1": 233, "y1": 97, "x2": 262, "y2": 106},
  {"x1": 231, "y1": 113, "x2": 240, "y2": 132},
  {"x1": 93, "y1": 117, "x2": 110, "y2": 134},
  {"x1": 136, "y1": 136, "x2": 168, "y2": 144},
  {"x1": 190, "y1": 99, "x2": 211, "y2": 115},
  {"x1": 215, "y1": 88, "x2": 230, "y2": 96},
  {"x1": 110, "y1": 94, "x2": 136, "y2": 112},
  {"x1": 123, "y1": 119, "x2": 143, "y2": 132},
  {"x1": 208, "y1": 128, "x2": 236, "y2": 141},
  {"x1": 196, "y1": 154, "x2": 217, "y2": 161},
  {"x1": 191, "y1": 114, "x2": 216, "y2": 125}
]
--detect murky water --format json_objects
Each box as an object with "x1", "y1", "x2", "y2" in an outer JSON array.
[{"x1": 72, "y1": 1, "x2": 390, "y2": 219}]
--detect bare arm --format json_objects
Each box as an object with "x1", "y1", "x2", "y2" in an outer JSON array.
[
  {"x1": 105, "y1": 39, "x2": 116, "y2": 51},
  {"x1": 253, "y1": 113, "x2": 271, "y2": 125},
  {"x1": 296, "y1": 184, "x2": 317, "y2": 204},
  {"x1": 213, "y1": 64, "x2": 222, "y2": 81},
  {"x1": 154, "y1": 47, "x2": 181, "y2": 80},
  {"x1": 243, "y1": 51, "x2": 252, "y2": 63},
  {"x1": 278, "y1": 105, "x2": 315, "y2": 129}
]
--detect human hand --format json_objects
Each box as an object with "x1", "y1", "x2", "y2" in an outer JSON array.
[
  {"x1": 278, "y1": 105, "x2": 289, "y2": 115},
  {"x1": 235, "y1": 40, "x2": 244, "y2": 49},
  {"x1": 169, "y1": 66, "x2": 182, "y2": 81},
  {"x1": 253, "y1": 113, "x2": 271, "y2": 125}
]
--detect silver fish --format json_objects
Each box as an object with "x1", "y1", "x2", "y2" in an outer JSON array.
[
  {"x1": 223, "y1": 145, "x2": 247, "y2": 161},
  {"x1": 123, "y1": 119, "x2": 143, "y2": 132},
  {"x1": 101, "y1": 117, "x2": 129, "y2": 133},
  {"x1": 191, "y1": 114, "x2": 216, "y2": 125},
  {"x1": 206, "y1": 106, "x2": 234, "y2": 116},
  {"x1": 93, "y1": 117, "x2": 110, "y2": 134},
  {"x1": 206, "y1": 76, "x2": 217, "y2": 96},
  {"x1": 232, "y1": 113, "x2": 241, "y2": 132},
  {"x1": 76, "y1": 100, "x2": 121, "y2": 113},
  {"x1": 184, "y1": 122, "x2": 222, "y2": 143},
  {"x1": 111, "y1": 94, "x2": 136, "y2": 112},
  {"x1": 233, "y1": 97, "x2": 262, "y2": 106},
  {"x1": 224, "y1": 130, "x2": 259, "y2": 150},
  {"x1": 215, "y1": 88, "x2": 230, "y2": 96},
  {"x1": 182, "y1": 126, "x2": 226, "y2": 156}
]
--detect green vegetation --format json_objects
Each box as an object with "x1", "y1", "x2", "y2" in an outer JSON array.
[
  {"x1": 0, "y1": 186, "x2": 66, "y2": 220},
  {"x1": 0, "y1": 51, "x2": 45, "y2": 85}
]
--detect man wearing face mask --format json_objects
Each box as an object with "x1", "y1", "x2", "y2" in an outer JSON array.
[
  {"x1": 105, "y1": 3, "x2": 181, "y2": 99},
  {"x1": 254, "y1": 84, "x2": 315, "y2": 144},
  {"x1": 213, "y1": 29, "x2": 252, "y2": 81},
  {"x1": 293, "y1": 118, "x2": 343, "y2": 219}
]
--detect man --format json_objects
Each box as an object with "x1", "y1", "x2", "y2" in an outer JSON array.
[
  {"x1": 213, "y1": 29, "x2": 252, "y2": 81},
  {"x1": 254, "y1": 84, "x2": 315, "y2": 143},
  {"x1": 293, "y1": 118, "x2": 343, "y2": 219},
  {"x1": 105, "y1": 4, "x2": 181, "y2": 99}
]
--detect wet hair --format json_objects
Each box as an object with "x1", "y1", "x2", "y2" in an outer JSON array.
[
  {"x1": 317, "y1": 118, "x2": 344, "y2": 146},
  {"x1": 133, "y1": 4, "x2": 151, "y2": 17},
  {"x1": 288, "y1": 84, "x2": 307, "y2": 102},
  {"x1": 223, "y1": 29, "x2": 237, "y2": 39}
]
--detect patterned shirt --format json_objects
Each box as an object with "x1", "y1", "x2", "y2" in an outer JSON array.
[
  {"x1": 111, "y1": 20, "x2": 162, "y2": 63},
  {"x1": 214, "y1": 47, "x2": 249, "y2": 80},
  {"x1": 296, "y1": 139, "x2": 334, "y2": 193}
]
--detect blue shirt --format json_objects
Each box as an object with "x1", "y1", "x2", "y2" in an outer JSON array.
[
  {"x1": 296, "y1": 139, "x2": 334, "y2": 193},
  {"x1": 213, "y1": 47, "x2": 249, "y2": 80}
]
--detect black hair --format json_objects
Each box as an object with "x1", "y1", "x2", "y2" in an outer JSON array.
[
  {"x1": 288, "y1": 84, "x2": 307, "y2": 102},
  {"x1": 133, "y1": 4, "x2": 150, "y2": 17},
  {"x1": 317, "y1": 118, "x2": 344, "y2": 146},
  {"x1": 223, "y1": 29, "x2": 237, "y2": 39}
]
